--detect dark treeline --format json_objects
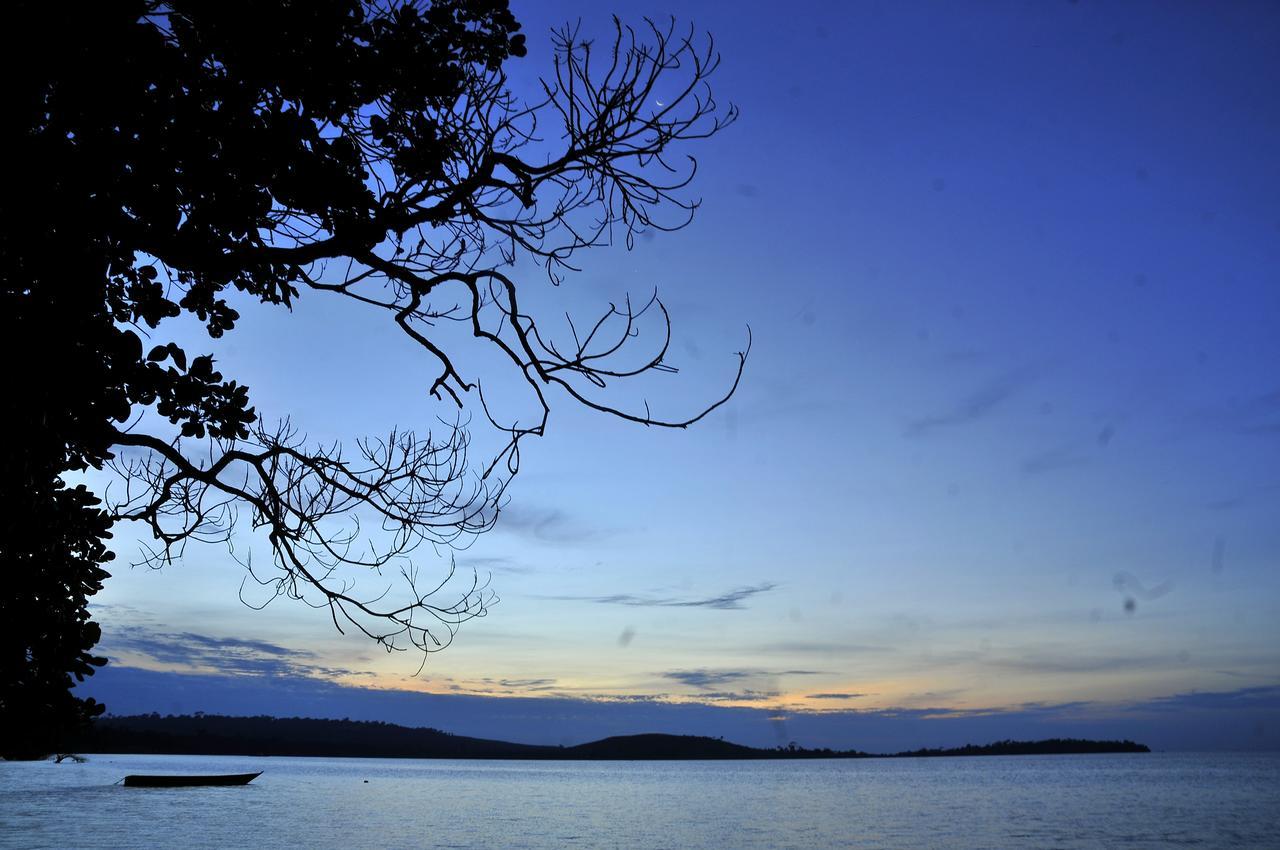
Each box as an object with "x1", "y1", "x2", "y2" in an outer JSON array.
[
  {"x1": 890, "y1": 738, "x2": 1150, "y2": 757},
  {"x1": 71, "y1": 714, "x2": 549, "y2": 760},
  {"x1": 63, "y1": 715, "x2": 1148, "y2": 760}
]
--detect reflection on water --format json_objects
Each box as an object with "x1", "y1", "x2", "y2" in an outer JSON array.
[{"x1": 2, "y1": 752, "x2": 1277, "y2": 849}]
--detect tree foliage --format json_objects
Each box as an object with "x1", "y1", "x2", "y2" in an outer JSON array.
[{"x1": 0, "y1": 0, "x2": 740, "y2": 751}]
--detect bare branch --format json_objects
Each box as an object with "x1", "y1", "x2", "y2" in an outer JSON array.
[{"x1": 104, "y1": 14, "x2": 743, "y2": 664}]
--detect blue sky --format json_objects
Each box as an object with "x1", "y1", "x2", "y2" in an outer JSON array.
[{"x1": 81, "y1": 0, "x2": 1279, "y2": 750}]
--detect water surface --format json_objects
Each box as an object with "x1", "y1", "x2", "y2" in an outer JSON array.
[{"x1": 2, "y1": 752, "x2": 1276, "y2": 848}]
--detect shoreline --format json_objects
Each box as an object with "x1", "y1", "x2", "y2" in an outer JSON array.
[{"x1": 38, "y1": 715, "x2": 1150, "y2": 762}]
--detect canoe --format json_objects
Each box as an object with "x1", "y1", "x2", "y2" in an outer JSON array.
[{"x1": 122, "y1": 772, "x2": 262, "y2": 787}]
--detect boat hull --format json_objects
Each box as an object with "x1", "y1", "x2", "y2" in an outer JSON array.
[{"x1": 122, "y1": 771, "x2": 262, "y2": 787}]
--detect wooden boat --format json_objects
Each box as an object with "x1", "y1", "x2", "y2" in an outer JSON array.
[{"x1": 122, "y1": 771, "x2": 262, "y2": 787}]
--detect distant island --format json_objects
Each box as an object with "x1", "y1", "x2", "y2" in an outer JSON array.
[{"x1": 61, "y1": 714, "x2": 1149, "y2": 760}]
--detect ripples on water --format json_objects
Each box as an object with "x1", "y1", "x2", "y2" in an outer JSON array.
[{"x1": 2, "y1": 752, "x2": 1277, "y2": 849}]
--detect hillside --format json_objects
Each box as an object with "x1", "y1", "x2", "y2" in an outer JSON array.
[{"x1": 65, "y1": 715, "x2": 1147, "y2": 760}]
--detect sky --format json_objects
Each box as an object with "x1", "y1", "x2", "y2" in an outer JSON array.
[{"x1": 79, "y1": 0, "x2": 1280, "y2": 751}]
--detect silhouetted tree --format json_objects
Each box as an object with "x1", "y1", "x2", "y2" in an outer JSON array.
[{"x1": 0, "y1": 0, "x2": 741, "y2": 755}]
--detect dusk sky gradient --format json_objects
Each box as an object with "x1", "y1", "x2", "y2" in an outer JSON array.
[{"x1": 79, "y1": 0, "x2": 1280, "y2": 750}]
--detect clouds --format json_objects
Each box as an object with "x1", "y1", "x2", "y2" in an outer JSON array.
[
  {"x1": 498, "y1": 678, "x2": 556, "y2": 689},
  {"x1": 100, "y1": 626, "x2": 365, "y2": 680},
  {"x1": 448, "y1": 677, "x2": 561, "y2": 695},
  {"x1": 1112, "y1": 571, "x2": 1174, "y2": 602},
  {"x1": 697, "y1": 691, "x2": 778, "y2": 702},
  {"x1": 456, "y1": 555, "x2": 535, "y2": 576},
  {"x1": 749, "y1": 640, "x2": 894, "y2": 657},
  {"x1": 664, "y1": 669, "x2": 754, "y2": 689},
  {"x1": 1187, "y1": 387, "x2": 1280, "y2": 439},
  {"x1": 984, "y1": 653, "x2": 1175, "y2": 676},
  {"x1": 495, "y1": 504, "x2": 609, "y2": 545},
  {"x1": 1140, "y1": 684, "x2": 1280, "y2": 713},
  {"x1": 1021, "y1": 442, "x2": 1092, "y2": 476},
  {"x1": 75, "y1": 665, "x2": 1280, "y2": 752},
  {"x1": 905, "y1": 368, "x2": 1038, "y2": 437},
  {"x1": 663, "y1": 668, "x2": 822, "y2": 690},
  {"x1": 553, "y1": 582, "x2": 778, "y2": 610},
  {"x1": 661, "y1": 668, "x2": 822, "y2": 702}
]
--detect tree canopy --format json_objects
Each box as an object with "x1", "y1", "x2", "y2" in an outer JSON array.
[{"x1": 0, "y1": 0, "x2": 740, "y2": 755}]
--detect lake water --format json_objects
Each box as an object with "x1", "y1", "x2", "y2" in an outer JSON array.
[{"x1": 2, "y1": 752, "x2": 1276, "y2": 848}]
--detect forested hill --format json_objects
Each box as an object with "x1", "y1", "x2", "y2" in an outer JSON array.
[
  {"x1": 72, "y1": 714, "x2": 551, "y2": 759},
  {"x1": 66, "y1": 715, "x2": 1147, "y2": 760},
  {"x1": 890, "y1": 739, "x2": 1150, "y2": 757},
  {"x1": 70, "y1": 715, "x2": 855, "y2": 760}
]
